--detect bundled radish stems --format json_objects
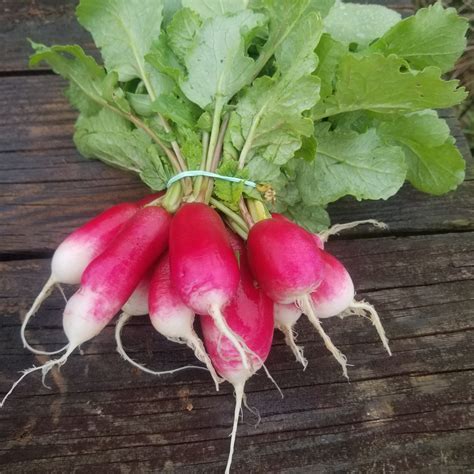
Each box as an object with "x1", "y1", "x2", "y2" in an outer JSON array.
[{"x1": 5, "y1": 0, "x2": 469, "y2": 471}]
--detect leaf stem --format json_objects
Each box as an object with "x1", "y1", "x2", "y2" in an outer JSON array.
[
  {"x1": 203, "y1": 114, "x2": 230, "y2": 203},
  {"x1": 196, "y1": 100, "x2": 225, "y2": 202},
  {"x1": 193, "y1": 132, "x2": 210, "y2": 198},
  {"x1": 210, "y1": 198, "x2": 249, "y2": 232},
  {"x1": 238, "y1": 110, "x2": 263, "y2": 169},
  {"x1": 206, "y1": 100, "x2": 225, "y2": 171},
  {"x1": 239, "y1": 198, "x2": 255, "y2": 228},
  {"x1": 224, "y1": 217, "x2": 249, "y2": 240},
  {"x1": 143, "y1": 72, "x2": 192, "y2": 194}
]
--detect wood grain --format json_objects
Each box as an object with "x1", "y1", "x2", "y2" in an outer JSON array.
[{"x1": 0, "y1": 234, "x2": 473, "y2": 472}]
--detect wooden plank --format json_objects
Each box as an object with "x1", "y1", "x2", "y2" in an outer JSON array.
[
  {"x1": 0, "y1": 0, "x2": 96, "y2": 73},
  {"x1": 0, "y1": 75, "x2": 472, "y2": 254},
  {"x1": 0, "y1": 0, "x2": 414, "y2": 73},
  {"x1": 0, "y1": 234, "x2": 473, "y2": 472}
]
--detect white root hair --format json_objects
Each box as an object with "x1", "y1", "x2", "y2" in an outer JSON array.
[
  {"x1": 1, "y1": 345, "x2": 76, "y2": 408},
  {"x1": 115, "y1": 312, "x2": 209, "y2": 377},
  {"x1": 21, "y1": 275, "x2": 69, "y2": 356},
  {"x1": 277, "y1": 323, "x2": 308, "y2": 370},
  {"x1": 297, "y1": 295, "x2": 349, "y2": 379},
  {"x1": 347, "y1": 300, "x2": 392, "y2": 356},
  {"x1": 242, "y1": 392, "x2": 261, "y2": 427},
  {"x1": 319, "y1": 219, "x2": 388, "y2": 243}
]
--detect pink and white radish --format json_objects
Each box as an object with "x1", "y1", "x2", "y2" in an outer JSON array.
[
  {"x1": 276, "y1": 250, "x2": 392, "y2": 368},
  {"x1": 115, "y1": 270, "x2": 210, "y2": 380},
  {"x1": 147, "y1": 253, "x2": 222, "y2": 389},
  {"x1": 247, "y1": 217, "x2": 349, "y2": 378},
  {"x1": 311, "y1": 251, "x2": 391, "y2": 355},
  {"x1": 201, "y1": 236, "x2": 274, "y2": 474},
  {"x1": 169, "y1": 203, "x2": 254, "y2": 370},
  {"x1": 1, "y1": 206, "x2": 171, "y2": 407},
  {"x1": 22, "y1": 202, "x2": 138, "y2": 356}
]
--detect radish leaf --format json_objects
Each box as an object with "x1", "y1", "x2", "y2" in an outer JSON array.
[
  {"x1": 314, "y1": 54, "x2": 467, "y2": 120},
  {"x1": 371, "y1": 2, "x2": 468, "y2": 73},
  {"x1": 297, "y1": 124, "x2": 407, "y2": 206}
]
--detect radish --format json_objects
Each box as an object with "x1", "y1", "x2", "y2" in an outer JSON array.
[
  {"x1": 275, "y1": 250, "x2": 392, "y2": 368},
  {"x1": 115, "y1": 270, "x2": 210, "y2": 380},
  {"x1": 247, "y1": 217, "x2": 349, "y2": 378},
  {"x1": 201, "y1": 236, "x2": 275, "y2": 474},
  {"x1": 311, "y1": 250, "x2": 392, "y2": 355},
  {"x1": 21, "y1": 202, "x2": 138, "y2": 356},
  {"x1": 169, "y1": 203, "x2": 255, "y2": 370},
  {"x1": 147, "y1": 253, "x2": 222, "y2": 389},
  {"x1": 1, "y1": 206, "x2": 171, "y2": 407}
]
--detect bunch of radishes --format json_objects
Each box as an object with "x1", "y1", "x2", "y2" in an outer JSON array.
[{"x1": 2, "y1": 196, "x2": 390, "y2": 473}]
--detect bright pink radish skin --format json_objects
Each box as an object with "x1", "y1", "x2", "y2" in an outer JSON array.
[
  {"x1": 1, "y1": 206, "x2": 171, "y2": 407},
  {"x1": 248, "y1": 218, "x2": 349, "y2": 378},
  {"x1": 22, "y1": 202, "x2": 138, "y2": 356},
  {"x1": 272, "y1": 213, "x2": 387, "y2": 250},
  {"x1": 148, "y1": 253, "x2": 221, "y2": 389},
  {"x1": 311, "y1": 250, "x2": 391, "y2": 355},
  {"x1": 169, "y1": 203, "x2": 254, "y2": 370},
  {"x1": 274, "y1": 303, "x2": 307, "y2": 369},
  {"x1": 271, "y1": 213, "x2": 324, "y2": 249},
  {"x1": 201, "y1": 237, "x2": 274, "y2": 474}
]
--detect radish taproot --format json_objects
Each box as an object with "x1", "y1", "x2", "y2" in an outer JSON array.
[
  {"x1": 247, "y1": 217, "x2": 349, "y2": 378},
  {"x1": 169, "y1": 203, "x2": 255, "y2": 370},
  {"x1": 1, "y1": 206, "x2": 171, "y2": 407},
  {"x1": 201, "y1": 235, "x2": 275, "y2": 474},
  {"x1": 274, "y1": 303, "x2": 308, "y2": 369},
  {"x1": 21, "y1": 201, "x2": 139, "y2": 356}
]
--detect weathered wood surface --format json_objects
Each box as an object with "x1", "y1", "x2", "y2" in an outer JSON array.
[{"x1": 1, "y1": 0, "x2": 473, "y2": 472}]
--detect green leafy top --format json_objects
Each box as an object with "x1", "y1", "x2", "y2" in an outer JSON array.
[{"x1": 29, "y1": 0, "x2": 468, "y2": 232}]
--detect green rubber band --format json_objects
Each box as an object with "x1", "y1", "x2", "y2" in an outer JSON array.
[{"x1": 167, "y1": 171, "x2": 257, "y2": 189}]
